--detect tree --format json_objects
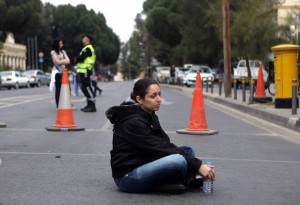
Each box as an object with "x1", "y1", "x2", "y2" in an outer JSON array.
[
  {"x1": 141, "y1": 0, "x2": 287, "y2": 69},
  {"x1": 0, "y1": 1, "x2": 121, "y2": 71},
  {"x1": 0, "y1": 0, "x2": 44, "y2": 44},
  {"x1": 50, "y1": 4, "x2": 120, "y2": 66},
  {"x1": 143, "y1": 0, "x2": 223, "y2": 66}
]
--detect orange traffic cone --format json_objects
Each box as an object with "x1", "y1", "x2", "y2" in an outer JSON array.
[
  {"x1": 253, "y1": 63, "x2": 272, "y2": 103},
  {"x1": 177, "y1": 72, "x2": 218, "y2": 135},
  {"x1": 46, "y1": 69, "x2": 84, "y2": 132}
]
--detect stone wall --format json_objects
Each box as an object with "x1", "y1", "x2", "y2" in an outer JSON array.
[{"x1": 0, "y1": 33, "x2": 26, "y2": 71}]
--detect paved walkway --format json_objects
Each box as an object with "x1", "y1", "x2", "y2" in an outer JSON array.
[{"x1": 164, "y1": 84, "x2": 300, "y2": 133}]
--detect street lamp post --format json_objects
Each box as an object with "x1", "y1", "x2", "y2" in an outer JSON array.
[
  {"x1": 296, "y1": 12, "x2": 299, "y2": 45},
  {"x1": 293, "y1": 0, "x2": 300, "y2": 45},
  {"x1": 223, "y1": 0, "x2": 232, "y2": 98}
]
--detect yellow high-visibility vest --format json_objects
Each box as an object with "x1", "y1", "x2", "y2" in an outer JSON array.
[{"x1": 77, "y1": 45, "x2": 96, "y2": 73}]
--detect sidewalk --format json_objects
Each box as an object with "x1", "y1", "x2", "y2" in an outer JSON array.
[{"x1": 163, "y1": 84, "x2": 300, "y2": 133}]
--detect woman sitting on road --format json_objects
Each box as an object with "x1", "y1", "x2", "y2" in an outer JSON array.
[{"x1": 105, "y1": 78, "x2": 215, "y2": 193}]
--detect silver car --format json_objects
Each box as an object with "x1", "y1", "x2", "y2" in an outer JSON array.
[
  {"x1": 0, "y1": 70, "x2": 30, "y2": 89},
  {"x1": 22, "y1": 69, "x2": 51, "y2": 87}
]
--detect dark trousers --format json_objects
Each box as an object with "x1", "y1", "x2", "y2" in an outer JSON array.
[
  {"x1": 55, "y1": 73, "x2": 62, "y2": 108},
  {"x1": 79, "y1": 73, "x2": 94, "y2": 100},
  {"x1": 91, "y1": 80, "x2": 101, "y2": 97}
]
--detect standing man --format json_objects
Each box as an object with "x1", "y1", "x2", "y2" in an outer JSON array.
[
  {"x1": 75, "y1": 34, "x2": 97, "y2": 112},
  {"x1": 170, "y1": 64, "x2": 176, "y2": 84}
]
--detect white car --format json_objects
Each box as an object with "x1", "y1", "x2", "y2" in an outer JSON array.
[
  {"x1": 184, "y1": 65, "x2": 214, "y2": 87},
  {"x1": 152, "y1": 66, "x2": 171, "y2": 83},
  {"x1": 233, "y1": 60, "x2": 268, "y2": 86},
  {"x1": 175, "y1": 67, "x2": 189, "y2": 85},
  {"x1": 0, "y1": 70, "x2": 30, "y2": 89}
]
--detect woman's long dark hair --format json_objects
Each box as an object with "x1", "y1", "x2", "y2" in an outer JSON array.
[{"x1": 52, "y1": 38, "x2": 62, "y2": 54}]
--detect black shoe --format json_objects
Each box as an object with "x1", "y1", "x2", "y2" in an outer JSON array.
[
  {"x1": 82, "y1": 102, "x2": 97, "y2": 112},
  {"x1": 80, "y1": 105, "x2": 88, "y2": 111},
  {"x1": 153, "y1": 183, "x2": 185, "y2": 194},
  {"x1": 82, "y1": 107, "x2": 97, "y2": 112},
  {"x1": 99, "y1": 89, "x2": 102, "y2": 95},
  {"x1": 184, "y1": 175, "x2": 203, "y2": 189}
]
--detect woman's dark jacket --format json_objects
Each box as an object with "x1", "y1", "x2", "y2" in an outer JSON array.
[{"x1": 105, "y1": 102, "x2": 202, "y2": 178}]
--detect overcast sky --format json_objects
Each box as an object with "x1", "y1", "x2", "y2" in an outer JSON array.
[{"x1": 40, "y1": 0, "x2": 145, "y2": 42}]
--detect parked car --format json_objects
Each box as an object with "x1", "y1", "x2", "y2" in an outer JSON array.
[
  {"x1": 45, "y1": 72, "x2": 51, "y2": 86},
  {"x1": 175, "y1": 67, "x2": 189, "y2": 85},
  {"x1": 152, "y1": 66, "x2": 171, "y2": 83},
  {"x1": 233, "y1": 60, "x2": 268, "y2": 86},
  {"x1": 22, "y1": 69, "x2": 51, "y2": 87},
  {"x1": 183, "y1": 65, "x2": 214, "y2": 87},
  {"x1": 0, "y1": 70, "x2": 30, "y2": 89},
  {"x1": 210, "y1": 68, "x2": 219, "y2": 82}
]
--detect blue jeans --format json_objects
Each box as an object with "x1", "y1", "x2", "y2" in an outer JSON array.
[
  {"x1": 73, "y1": 76, "x2": 79, "y2": 96},
  {"x1": 114, "y1": 146, "x2": 195, "y2": 193}
]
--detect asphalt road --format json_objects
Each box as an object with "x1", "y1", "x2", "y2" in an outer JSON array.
[{"x1": 0, "y1": 82, "x2": 300, "y2": 205}]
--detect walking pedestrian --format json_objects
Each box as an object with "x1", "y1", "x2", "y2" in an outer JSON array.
[
  {"x1": 91, "y1": 65, "x2": 102, "y2": 97},
  {"x1": 74, "y1": 34, "x2": 96, "y2": 112},
  {"x1": 50, "y1": 38, "x2": 70, "y2": 108},
  {"x1": 170, "y1": 64, "x2": 176, "y2": 84},
  {"x1": 105, "y1": 78, "x2": 215, "y2": 193}
]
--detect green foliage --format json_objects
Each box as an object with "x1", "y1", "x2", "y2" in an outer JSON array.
[
  {"x1": 120, "y1": 13, "x2": 158, "y2": 79},
  {"x1": 146, "y1": 7, "x2": 181, "y2": 47},
  {"x1": 49, "y1": 4, "x2": 120, "y2": 66},
  {"x1": 0, "y1": 0, "x2": 120, "y2": 71},
  {"x1": 0, "y1": 0, "x2": 291, "y2": 78},
  {"x1": 0, "y1": 0, "x2": 43, "y2": 44},
  {"x1": 142, "y1": 0, "x2": 221, "y2": 66},
  {"x1": 230, "y1": 0, "x2": 286, "y2": 63},
  {"x1": 125, "y1": 0, "x2": 287, "y2": 70},
  {"x1": 112, "y1": 0, "x2": 289, "y2": 78}
]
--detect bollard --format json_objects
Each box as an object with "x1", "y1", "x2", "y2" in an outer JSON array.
[
  {"x1": 205, "y1": 78, "x2": 209, "y2": 93},
  {"x1": 249, "y1": 79, "x2": 255, "y2": 104},
  {"x1": 292, "y1": 79, "x2": 297, "y2": 115},
  {"x1": 211, "y1": 78, "x2": 214, "y2": 94},
  {"x1": 218, "y1": 78, "x2": 222, "y2": 96},
  {"x1": 233, "y1": 79, "x2": 237, "y2": 100},
  {"x1": 242, "y1": 78, "x2": 246, "y2": 102}
]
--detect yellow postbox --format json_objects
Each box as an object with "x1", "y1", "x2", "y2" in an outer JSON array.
[{"x1": 271, "y1": 44, "x2": 300, "y2": 108}]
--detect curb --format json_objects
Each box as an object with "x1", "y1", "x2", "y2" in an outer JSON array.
[{"x1": 204, "y1": 93, "x2": 300, "y2": 133}]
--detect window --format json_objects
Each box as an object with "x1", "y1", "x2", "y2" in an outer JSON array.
[{"x1": 240, "y1": 61, "x2": 246, "y2": 67}]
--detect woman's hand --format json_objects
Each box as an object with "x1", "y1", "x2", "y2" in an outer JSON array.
[{"x1": 198, "y1": 164, "x2": 215, "y2": 180}]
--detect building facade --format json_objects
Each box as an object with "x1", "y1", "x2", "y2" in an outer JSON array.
[
  {"x1": 0, "y1": 33, "x2": 26, "y2": 71},
  {"x1": 278, "y1": 0, "x2": 300, "y2": 25}
]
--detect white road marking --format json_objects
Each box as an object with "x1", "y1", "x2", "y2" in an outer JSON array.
[
  {"x1": 100, "y1": 120, "x2": 112, "y2": 131},
  {"x1": 0, "y1": 94, "x2": 52, "y2": 109},
  {"x1": 161, "y1": 98, "x2": 174, "y2": 105},
  {"x1": 205, "y1": 100, "x2": 300, "y2": 145}
]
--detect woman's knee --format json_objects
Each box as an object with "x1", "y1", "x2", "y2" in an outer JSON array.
[
  {"x1": 179, "y1": 146, "x2": 195, "y2": 157},
  {"x1": 167, "y1": 154, "x2": 187, "y2": 169}
]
